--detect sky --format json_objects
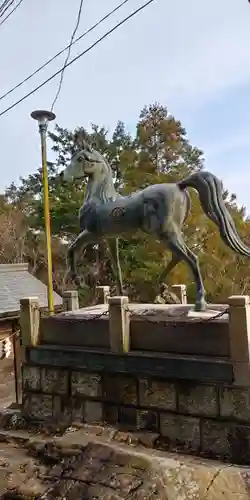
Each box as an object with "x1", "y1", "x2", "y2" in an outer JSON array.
[{"x1": 0, "y1": 0, "x2": 250, "y2": 209}]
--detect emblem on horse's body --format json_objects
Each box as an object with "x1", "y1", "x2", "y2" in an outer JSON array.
[{"x1": 110, "y1": 207, "x2": 126, "y2": 218}]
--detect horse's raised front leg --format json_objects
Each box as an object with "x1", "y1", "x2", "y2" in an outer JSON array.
[
  {"x1": 159, "y1": 230, "x2": 206, "y2": 311},
  {"x1": 107, "y1": 238, "x2": 124, "y2": 295},
  {"x1": 68, "y1": 230, "x2": 98, "y2": 285}
]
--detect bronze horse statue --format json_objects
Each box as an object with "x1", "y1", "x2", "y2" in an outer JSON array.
[{"x1": 60, "y1": 142, "x2": 250, "y2": 311}]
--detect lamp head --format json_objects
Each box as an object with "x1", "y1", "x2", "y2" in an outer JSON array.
[{"x1": 30, "y1": 109, "x2": 56, "y2": 125}]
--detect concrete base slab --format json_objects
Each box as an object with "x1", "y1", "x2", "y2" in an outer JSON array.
[{"x1": 59, "y1": 302, "x2": 228, "y2": 323}]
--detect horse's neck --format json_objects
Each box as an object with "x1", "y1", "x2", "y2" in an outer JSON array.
[{"x1": 84, "y1": 165, "x2": 117, "y2": 204}]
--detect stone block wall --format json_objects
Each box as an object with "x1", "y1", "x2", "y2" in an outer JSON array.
[
  {"x1": 18, "y1": 289, "x2": 250, "y2": 465},
  {"x1": 22, "y1": 361, "x2": 250, "y2": 464}
]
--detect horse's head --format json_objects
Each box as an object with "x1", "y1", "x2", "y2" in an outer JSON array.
[{"x1": 60, "y1": 142, "x2": 106, "y2": 183}]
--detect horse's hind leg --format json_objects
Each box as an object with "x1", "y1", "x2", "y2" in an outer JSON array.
[
  {"x1": 159, "y1": 230, "x2": 206, "y2": 311},
  {"x1": 107, "y1": 238, "x2": 124, "y2": 295},
  {"x1": 159, "y1": 254, "x2": 180, "y2": 284}
]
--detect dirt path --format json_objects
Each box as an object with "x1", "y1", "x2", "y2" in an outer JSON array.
[
  {"x1": 0, "y1": 433, "x2": 166, "y2": 499},
  {"x1": 1, "y1": 426, "x2": 250, "y2": 499}
]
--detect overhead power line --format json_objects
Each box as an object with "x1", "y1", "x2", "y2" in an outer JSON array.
[
  {"x1": 0, "y1": 0, "x2": 157, "y2": 118},
  {"x1": 50, "y1": 0, "x2": 84, "y2": 112},
  {"x1": 0, "y1": 0, "x2": 158, "y2": 118},
  {"x1": 0, "y1": 0, "x2": 11, "y2": 14},
  {"x1": 0, "y1": 0, "x2": 131, "y2": 103},
  {"x1": 0, "y1": 0, "x2": 25, "y2": 27},
  {"x1": 0, "y1": 0, "x2": 15, "y2": 17}
]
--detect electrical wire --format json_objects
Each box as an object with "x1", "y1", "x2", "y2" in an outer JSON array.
[
  {"x1": 0, "y1": 0, "x2": 11, "y2": 14},
  {"x1": 0, "y1": 0, "x2": 15, "y2": 17},
  {"x1": 50, "y1": 0, "x2": 84, "y2": 112},
  {"x1": 0, "y1": 0, "x2": 157, "y2": 118},
  {"x1": 0, "y1": 0, "x2": 131, "y2": 103},
  {"x1": 0, "y1": 0, "x2": 24, "y2": 27},
  {"x1": 0, "y1": 0, "x2": 12, "y2": 14}
]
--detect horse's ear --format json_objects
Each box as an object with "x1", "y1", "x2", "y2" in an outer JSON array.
[
  {"x1": 73, "y1": 131, "x2": 83, "y2": 148},
  {"x1": 82, "y1": 150, "x2": 92, "y2": 162},
  {"x1": 74, "y1": 130, "x2": 90, "y2": 150},
  {"x1": 82, "y1": 140, "x2": 92, "y2": 152},
  {"x1": 83, "y1": 141, "x2": 93, "y2": 153}
]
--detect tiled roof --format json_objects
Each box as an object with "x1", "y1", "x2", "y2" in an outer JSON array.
[{"x1": 0, "y1": 263, "x2": 62, "y2": 315}]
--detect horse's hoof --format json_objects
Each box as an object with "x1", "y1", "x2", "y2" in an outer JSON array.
[
  {"x1": 194, "y1": 300, "x2": 207, "y2": 312},
  {"x1": 69, "y1": 270, "x2": 84, "y2": 288},
  {"x1": 74, "y1": 276, "x2": 81, "y2": 287},
  {"x1": 74, "y1": 276, "x2": 85, "y2": 287},
  {"x1": 69, "y1": 270, "x2": 77, "y2": 281}
]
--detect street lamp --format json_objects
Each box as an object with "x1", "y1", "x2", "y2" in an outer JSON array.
[{"x1": 31, "y1": 110, "x2": 56, "y2": 315}]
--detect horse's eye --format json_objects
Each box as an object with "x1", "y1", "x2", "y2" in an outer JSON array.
[{"x1": 77, "y1": 156, "x2": 82, "y2": 163}]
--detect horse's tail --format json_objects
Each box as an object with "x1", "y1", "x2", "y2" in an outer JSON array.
[{"x1": 178, "y1": 170, "x2": 250, "y2": 257}]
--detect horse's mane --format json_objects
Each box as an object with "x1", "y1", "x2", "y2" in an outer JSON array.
[{"x1": 85, "y1": 150, "x2": 117, "y2": 203}]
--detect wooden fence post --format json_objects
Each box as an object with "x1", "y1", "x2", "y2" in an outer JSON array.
[
  {"x1": 109, "y1": 296, "x2": 130, "y2": 353},
  {"x1": 20, "y1": 297, "x2": 40, "y2": 347},
  {"x1": 171, "y1": 284, "x2": 187, "y2": 304},
  {"x1": 96, "y1": 285, "x2": 110, "y2": 304},
  {"x1": 228, "y1": 295, "x2": 250, "y2": 385},
  {"x1": 63, "y1": 290, "x2": 79, "y2": 312}
]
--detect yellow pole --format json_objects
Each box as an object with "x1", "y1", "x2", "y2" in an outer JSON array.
[
  {"x1": 31, "y1": 110, "x2": 56, "y2": 315},
  {"x1": 40, "y1": 130, "x2": 54, "y2": 315}
]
